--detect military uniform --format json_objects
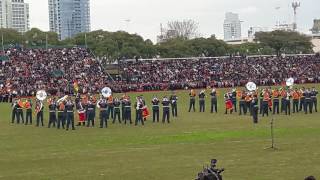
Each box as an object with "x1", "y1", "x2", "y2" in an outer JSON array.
[
  {"x1": 272, "y1": 90, "x2": 280, "y2": 114},
  {"x1": 48, "y1": 102, "x2": 57, "y2": 128},
  {"x1": 239, "y1": 92, "x2": 247, "y2": 115},
  {"x1": 262, "y1": 91, "x2": 270, "y2": 117},
  {"x1": 135, "y1": 100, "x2": 144, "y2": 126},
  {"x1": 107, "y1": 97, "x2": 114, "y2": 119},
  {"x1": 231, "y1": 90, "x2": 237, "y2": 112},
  {"x1": 284, "y1": 92, "x2": 291, "y2": 115},
  {"x1": 16, "y1": 100, "x2": 24, "y2": 124},
  {"x1": 299, "y1": 88, "x2": 306, "y2": 111},
  {"x1": 113, "y1": 99, "x2": 122, "y2": 124},
  {"x1": 57, "y1": 101, "x2": 66, "y2": 129},
  {"x1": 152, "y1": 98, "x2": 160, "y2": 122},
  {"x1": 123, "y1": 100, "x2": 132, "y2": 124},
  {"x1": 25, "y1": 100, "x2": 33, "y2": 125},
  {"x1": 170, "y1": 95, "x2": 178, "y2": 117},
  {"x1": 305, "y1": 90, "x2": 313, "y2": 114},
  {"x1": 98, "y1": 99, "x2": 108, "y2": 128},
  {"x1": 188, "y1": 91, "x2": 196, "y2": 112},
  {"x1": 311, "y1": 88, "x2": 318, "y2": 112},
  {"x1": 11, "y1": 101, "x2": 17, "y2": 123},
  {"x1": 292, "y1": 90, "x2": 300, "y2": 113},
  {"x1": 162, "y1": 97, "x2": 170, "y2": 123},
  {"x1": 86, "y1": 102, "x2": 96, "y2": 127},
  {"x1": 210, "y1": 91, "x2": 218, "y2": 113},
  {"x1": 251, "y1": 96, "x2": 259, "y2": 124},
  {"x1": 65, "y1": 100, "x2": 75, "y2": 130},
  {"x1": 199, "y1": 92, "x2": 206, "y2": 112},
  {"x1": 36, "y1": 101, "x2": 44, "y2": 127}
]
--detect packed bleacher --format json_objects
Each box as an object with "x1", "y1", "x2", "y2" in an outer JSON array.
[
  {"x1": 0, "y1": 48, "x2": 107, "y2": 98},
  {"x1": 1, "y1": 47, "x2": 320, "y2": 99},
  {"x1": 118, "y1": 55, "x2": 320, "y2": 91}
]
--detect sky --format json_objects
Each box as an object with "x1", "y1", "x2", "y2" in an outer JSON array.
[{"x1": 28, "y1": 0, "x2": 319, "y2": 42}]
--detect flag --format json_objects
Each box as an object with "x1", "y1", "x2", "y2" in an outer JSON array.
[{"x1": 73, "y1": 81, "x2": 79, "y2": 93}]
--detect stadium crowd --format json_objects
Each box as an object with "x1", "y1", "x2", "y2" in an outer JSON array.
[
  {"x1": 1, "y1": 47, "x2": 320, "y2": 99},
  {"x1": 119, "y1": 55, "x2": 320, "y2": 91},
  {"x1": 0, "y1": 47, "x2": 107, "y2": 99}
]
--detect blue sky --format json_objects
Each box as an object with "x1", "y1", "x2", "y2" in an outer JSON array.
[{"x1": 28, "y1": 0, "x2": 319, "y2": 42}]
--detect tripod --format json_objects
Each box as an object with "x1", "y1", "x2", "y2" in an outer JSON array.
[{"x1": 265, "y1": 115, "x2": 278, "y2": 150}]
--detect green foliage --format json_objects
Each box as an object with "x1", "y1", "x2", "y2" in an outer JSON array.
[
  {"x1": 0, "y1": 28, "x2": 315, "y2": 60},
  {"x1": 255, "y1": 30, "x2": 313, "y2": 56}
]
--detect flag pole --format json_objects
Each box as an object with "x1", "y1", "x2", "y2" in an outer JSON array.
[
  {"x1": 85, "y1": 33, "x2": 87, "y2": 49},
  {"x1": 45, "y1": 33, "x2": 48, "y2": 50},
  {"x1": 1, "y1": 33, "x2": 4, "y2": 52}
]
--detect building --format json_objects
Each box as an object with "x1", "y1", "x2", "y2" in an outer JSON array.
[
  {"x1": 0, "y1": 0, "x2": 29, "y2": 33},
  {"x1": 273, "y1": 22, "x2": 294, "y2": 31},
  {"x1": 157, "y1": 23, "x2": 179, "y2": 43},
  {"x1": 223, "y1": 12, "x2": 242, "y2": 41},
  {"x1": 48, "y1": 0, "x2": 90, "y2": 40},
  {"x1": 311, "y1": 19, "x2": 320, "y2": 35},
  {"x1": 248, "y1": 26, "x2": 269, "y2": 42}
]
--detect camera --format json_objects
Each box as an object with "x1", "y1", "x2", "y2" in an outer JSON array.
[{"x1": 195, "y1": 159, "x2": 225, "y2": 180}]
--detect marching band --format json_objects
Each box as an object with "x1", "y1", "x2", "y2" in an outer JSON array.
[{"x1": 8, "y1": 82, "x2": 319, "y2": 130}]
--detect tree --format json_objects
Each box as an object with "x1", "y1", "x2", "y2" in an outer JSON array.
[
  {"x1": 255, "y1": 30, "x2": 313, "y2": 56},
  {"x1": 24, "y1": 28, "x2": 59, "y2": 47},
  {"x1": 166, "y1": 19, "x2": 199, "y2": 40},
  {"x1": 0, "y1": 28, "x2": 24, "y2": 48}
]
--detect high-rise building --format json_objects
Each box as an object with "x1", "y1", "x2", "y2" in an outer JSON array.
[
  {"x1": 49, "y1": 0, "x2": 90, "y2": 40},
  {"x1": 311, "y1": 19, "x2": 320, "y2": 35},
  {"x1": 0, "y1": 0, "x2": 29, "y2": 33},
  {"x1": 223, "y1": 12, "x2": 242, "y2": 41}
]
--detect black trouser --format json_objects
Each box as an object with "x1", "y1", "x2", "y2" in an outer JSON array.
[
  {"x1": 66, "y1": 112, "x2": 75, "y2": 130},
  {"x1": 292, "y1": 100, "x2": 299, "y2": 113},
  {"x1": 299, "y1": 98, "x2": 305, "y2": 111},
  {"x1": 36, "y1": 111, "x2": 44, "y2": 126},
  {"x1": 211, "y1": 100, "x2": 217, "y2": 113},
  {"x1": 48, "y1": 112, "x2": 57, "y2": 128},
  {"x1": 262, "y1": 101, "x2": 269, "y2": 117},
  {"x1": 232, "y1": 100, "x2": 237, "y2": 112},
  {"x1": 189, "y1": 100, "x2": 195, "y2": 112},
  {"x1": 121, "y1": 106, "x2": 125, "y2": 120},
  {"x1": 199, "y1": 100, "x2": 205, "y2": 112},
  {"x1": 16, "y1": 109, "x2": 24, "y2": 124},
  {"x1": 124, "y1": 108, "x2": 132, "y2": 124},
  {"x1": 100, "y1": 110, "x2": 108, "y2": 128},
  {"x1": 312, "y1": 98, "x2": 317, "y2": 112},
  {"x1": 87, "y1": 112, "x2": 95, "y2": 127},
  {"x1": 25, "y1": 110, "x2": 32, "y2": 125},
  {"x1": 305, "y1": 99, "x2": 313, "y2": 114},
  {"x1": 107, "y1": 106, "x2": 114, "y2": 119},
  {"x1": 171, "y1": 104, "x2": 177, "y2": 117},
  {"x1": 284, "y1": 100, "x2": 291, "y2": 115},
  {"x1": 252, "y1": 106, "x2": 258, "y2": 124},
  {"x1": 259, "y1": 98, "x2": 263, "y2": 114},
  {"x1": 11, "y1": 109, "x2": 16, "y2": 123},
  {"x1": 135, "y1": 109, "x2": 144, "y2": 126},
  {"x1": 281, "y1": 98, "x2": 285, "y2": 113},
  {"x1": 273, "y1": 99, "x2": 279, "y2": 114},
  {"x1": 239, "y1": 101, "x2": 246, "y2": 115},
  {"x1": 153, "y1": 109, "x2": 159, "y2": 122},
  {"x1": 246, "y1": 102, "x2": 252, "y2": 115},
  {"x1": 162, "y1": 108, "x2": 170, "y2": 123},
  {"x1": 57, "y1": 112, "x2": 65, "y2": 129},
  {"x1": 113, "y1": 108, "x2": 121, "y2": 124}
]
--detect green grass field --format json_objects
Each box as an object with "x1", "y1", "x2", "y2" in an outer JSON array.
[{"x1": 0, "y1": 85, "x2": 320, "y2": 180}]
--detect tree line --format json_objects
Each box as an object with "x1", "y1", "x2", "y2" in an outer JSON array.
[{"x1": 0, "y1": 28, "x2": 314, "y2": 61}]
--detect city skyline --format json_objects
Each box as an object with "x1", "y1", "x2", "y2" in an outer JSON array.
[{"x1": 27, "y1": 0, "x2": 319, "y2": 42}]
